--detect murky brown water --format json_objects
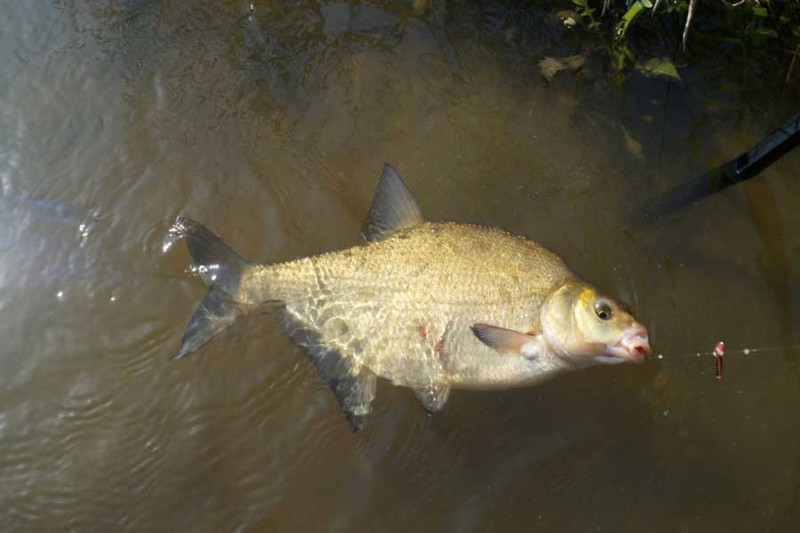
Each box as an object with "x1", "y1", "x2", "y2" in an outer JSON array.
[{"x1": 1, "y1": 1, "x2": 799, "y2": 531}]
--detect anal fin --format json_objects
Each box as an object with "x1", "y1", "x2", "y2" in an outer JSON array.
[
  {"x1": 340, "y1": 370, "x2": 377, "y2": 432},
  {"x1": 307, "y1": 345, "x2": 377, "y2": 432},
  {"x1": 414, "y1": 382, "x2": 452, "y2": 413}
]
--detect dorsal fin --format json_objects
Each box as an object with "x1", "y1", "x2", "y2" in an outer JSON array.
[{"x1": 361, "y1": 164, "x2": 425, "y2": 242}]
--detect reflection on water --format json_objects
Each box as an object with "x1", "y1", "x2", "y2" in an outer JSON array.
[{"x1": 1, "y1": 1, "x2": 799, "y2": 531}]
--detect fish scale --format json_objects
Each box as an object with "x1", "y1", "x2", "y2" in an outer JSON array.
[{"x1": 242, "y1": 223, "x2": 573, "y2": 383}]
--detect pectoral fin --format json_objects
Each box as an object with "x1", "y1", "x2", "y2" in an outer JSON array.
[{"x1": 470, "y1": 324, "x2": 542, "y2": 359}]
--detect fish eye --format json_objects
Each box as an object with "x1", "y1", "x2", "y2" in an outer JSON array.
[{"x1": 593, "y1": 299, "x2": 613, "y2": 321}]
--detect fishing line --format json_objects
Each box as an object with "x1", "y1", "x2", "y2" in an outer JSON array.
[
  {"x1": 656, "y1": 342, "x2": 800, "y2": 380},
  {"x1": 659, "y1": 343, "x2": 800, "y2": 359}
]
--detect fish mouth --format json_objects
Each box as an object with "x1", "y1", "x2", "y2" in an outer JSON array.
[{"x1": 605, "y1": 325, "x2": 651, "y2": 363}]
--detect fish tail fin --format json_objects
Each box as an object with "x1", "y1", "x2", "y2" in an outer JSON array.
[{"x1": 172, "y1": 216, "x2": 250, "y2": 360}]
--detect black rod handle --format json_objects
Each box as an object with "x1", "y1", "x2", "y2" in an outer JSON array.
[{"x1": 641, "y1": 112, "x2": 800, "y2": 220}]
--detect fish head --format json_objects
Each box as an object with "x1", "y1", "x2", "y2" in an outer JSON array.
[{"x1": 541, "y1": 281, "x2": 651, "y2": 365}]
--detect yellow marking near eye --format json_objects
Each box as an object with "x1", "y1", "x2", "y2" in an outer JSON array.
[{"x1": 578, "y1": 287, "x2": 596, "y2": 305}]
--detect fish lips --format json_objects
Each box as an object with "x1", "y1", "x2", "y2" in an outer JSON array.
[{"x1": 602, "y1": 326, "x2": 651, "y2": 363}]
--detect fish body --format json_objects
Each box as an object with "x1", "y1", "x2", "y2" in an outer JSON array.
[
  {"x1": 241, "y1": 222, "x2": 574, "y2": 390},
  {"x1": 173, "y1": 165, "x2": 651, "y2": 429}
]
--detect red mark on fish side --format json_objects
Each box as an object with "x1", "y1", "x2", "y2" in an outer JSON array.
[
  {"x1": 434, "y1": 340, "x2": 443, "y2": 354},
  {"x1": 418, "y1": 325, "x2": 427, "y2": 339},
  {"x1": 713, "y1": 341, "x2": 725, "y2": 380}
]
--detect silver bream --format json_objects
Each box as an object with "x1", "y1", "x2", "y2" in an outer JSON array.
[{"x1": 173, "y1": 164, "x2": 651, "y2": 430}]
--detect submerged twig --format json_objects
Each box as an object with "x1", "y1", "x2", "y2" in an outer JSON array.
[
  {"x1": 717, "y1": 0, "x2": 746, "y2": 8},
  {"x1": 682, "y1": 0, "x2": 698, "y2": 51},
  {"x1": 652, "y1": 0, "x2": 663, "y2": 16},
  {"x1": 784, "y1": 43, "x2": 800, "y2": 97}
]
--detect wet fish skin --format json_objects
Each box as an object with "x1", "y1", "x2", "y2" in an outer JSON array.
[
  {"x1": 173, "y1": 164, "x2": 651, "y2": 429},
  {"x1": 239, "y1": 222, "x2": 577, "y2": 389}
]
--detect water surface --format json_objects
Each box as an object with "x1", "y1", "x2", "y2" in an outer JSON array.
[{"x1": 1, "y1": 1, "x2": 799, "y2": 531}]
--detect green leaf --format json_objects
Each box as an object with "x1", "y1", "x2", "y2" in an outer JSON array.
[
  {"x1": 623, "y1": 1, "x2": 646, "y2": 24},
  {"x1": 752, "y1": 6, "x2": 768, "y2": 17},
  {"x1": 617, "y1": 1, "x2": 646, "y2": 38},
  {"x1": 572, "y1": 0, "x2": 588, "y2": 6},
  {"x1": 637, "y1": 57, "x2": 682, "y2": 80},
  {"x1": 640, "y1": 0, "x2": 654, "y2": 8},
  {"x1": 752, "y1": 27, "x2": 779, "y2": 39}
]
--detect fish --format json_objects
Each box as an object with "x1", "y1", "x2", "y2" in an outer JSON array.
[{"x1": 172, "y1": 164, "x2": 651, "y2": 430}]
